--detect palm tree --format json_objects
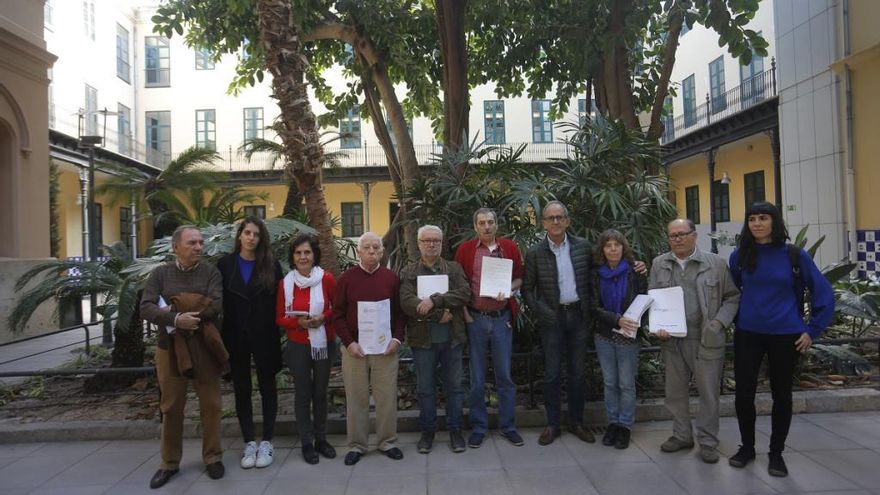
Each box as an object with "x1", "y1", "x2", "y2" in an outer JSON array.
[
  {"x1": 95, "y1": 146, "x2": 226, "y2": 239},
  {"x1": 255, "y1": 0, "x2": 339, "y2": 275},
  {"x1": 156, "y1": 185, "x2": 269, "y2": 226},
  {"x1": 239, "y1": 130, "x2": 349, "y2": 219},
  {"x1": 8, "y1": 218, "x2": 318, "y2": 391},
  {"x1": 7, "y1": 242, "x2": 149, "y2": 390}
]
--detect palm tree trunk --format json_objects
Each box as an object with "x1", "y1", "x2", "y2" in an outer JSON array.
[
  {"x1": 282, "y1": 172, "x2": 304, "y2": 217},
  {"x1": 83, "y1": 291, "x2": 146, "y2": 392},
  {"x1": 256, "y1": 0, "x2": 339, "y2": 275}
]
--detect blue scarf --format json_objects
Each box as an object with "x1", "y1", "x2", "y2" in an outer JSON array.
[{"x1": 597, "y1": 259, "x2": 630, "y2": 314}]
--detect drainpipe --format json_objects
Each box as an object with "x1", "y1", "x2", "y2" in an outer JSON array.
[
  {"x1": 130, "y1": 199, "x2": 138, "y2": 258},
  {"x1": 842, "y1": 0, "x2": 857, "y2": 266},
  {"x1": 707, "y1": 148, "x2": 717, "y2": 254}
]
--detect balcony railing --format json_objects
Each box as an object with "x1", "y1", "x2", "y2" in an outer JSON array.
[
  {"x1": 660, "y1": 59, "x2": 777, "y2": 145},
  {"x1": 213, "y1": 140, "x2": 576, "y2": 172},
  {"x1": 50, "y1": 104, "x2": 168, "y2": 169}
]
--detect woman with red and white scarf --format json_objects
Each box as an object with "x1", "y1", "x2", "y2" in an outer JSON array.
[{"x1": 276, "y1": 234, "x2": 337, "y2": 465}]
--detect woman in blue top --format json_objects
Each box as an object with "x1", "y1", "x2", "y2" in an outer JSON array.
[
  {"x1": 217, "y1": 217, "x2": 283, "y2": 470},
  {"x1": 728, "y1": 202, "x2": 834, "y2": 477}
]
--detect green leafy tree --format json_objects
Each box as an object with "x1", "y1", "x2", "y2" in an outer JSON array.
[{"x1": 470, "y1": 0, "x2": 768, "y2": 140}]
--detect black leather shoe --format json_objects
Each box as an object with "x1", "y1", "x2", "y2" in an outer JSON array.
[
  {"x1": 302, "y1": 442, "x2": 319, "y2": 465},
  {"x1": 614, "y1": 427, "x2": 631, "y2": 450},
  {"x1": 149, "y1": 468, "x2": 178, "y2": 489},
  {"x1": 602, "y1": 424, "x2": 619, "y2": 446},
  {"x1": 344, "y1": 451, "x2": 363, "y2": 466},
  {"x1": 315, "y1": 440, "x2": 337, "y2": 459},
  {"x1": 205, "y1": 461, "x2": 225, "y2": 480},
  {"x1": 382, "y1": 447, "x2": 404, "y2": 460}
]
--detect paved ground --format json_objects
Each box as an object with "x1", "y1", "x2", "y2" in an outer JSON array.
[
  {"x1": 1, "y1": 411, "x2": 879, "y2": 495},
  {"x1": 0, "y1": 327, "x2": 102, "y2": 386}
]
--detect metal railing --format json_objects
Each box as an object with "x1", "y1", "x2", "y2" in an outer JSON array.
[
  {"x1": 0, "y1": 318, "x2": 116, "y2": 367},
  {"x1": 2, "y1": 318, "x2": 876, "y2": 411},
  {"x1": 214, "y1": 140, "x2": 576, "y2": 172},
  {"x1": 661, "y1": 59, "x2": 777, "y2": 145},
  {"x1": 50, "y1": 104, "x2": 169, "y2": 169}
]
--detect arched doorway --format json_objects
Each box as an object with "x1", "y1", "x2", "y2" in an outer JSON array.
[{"x1": 0, "y1": 119, "x2": 14, "y2": 257}]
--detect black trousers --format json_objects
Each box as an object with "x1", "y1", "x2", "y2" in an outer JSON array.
[
  {"x1": 734, "y1": 329, "x2": 801, "y2": 454},
  {"x1": 284, "y1": 341, "x2": 333, "y2": 445},
  {"x1": 229, "y1": 338, "x2": 279, "y2": 442}
]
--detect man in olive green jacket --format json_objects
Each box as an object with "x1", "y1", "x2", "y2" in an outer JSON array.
[{"x1": 400, "y1": 225, "x2": 471, "y2": 454}]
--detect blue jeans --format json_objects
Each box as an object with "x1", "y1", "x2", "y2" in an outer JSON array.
[
  {"x1": 595, "y1": 337, "x2": 639, "y2": 428},
  {"x1": 467, "y1": 310, "x2": 516, "y2": 434},
  {"x1": 540, "y1": 307, "x2": 588, "y2": 427},
  {"x1": 412, "y1": 342, "x2": 464, "y2": 432}
]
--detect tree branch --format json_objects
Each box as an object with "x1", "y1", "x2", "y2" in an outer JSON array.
[{"x1": 646, "y1": 12, "x2": 684, "y2": 140}]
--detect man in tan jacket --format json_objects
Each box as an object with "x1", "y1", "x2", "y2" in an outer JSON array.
[{"x1": 649, "y1": 219, "x2": 740, "y2": 464}]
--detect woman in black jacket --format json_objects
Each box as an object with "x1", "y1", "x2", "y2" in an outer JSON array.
[
  {"x1": 217, "y1": 217, "x2": 283, "y2": 469},
  {"x1": 591, "y1": 229, "x2": 648, "y2": 449}
]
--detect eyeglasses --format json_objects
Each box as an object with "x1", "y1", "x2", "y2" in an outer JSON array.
[
  {"x1": 543, "y1": 215, "x2": 568, "y2": 223},
  {"x1": 418, "y1": 239, "x2": 442, "y2": 244},
  {"x1": 668, "y1": 230, "x2": 695, "y2": 240}
]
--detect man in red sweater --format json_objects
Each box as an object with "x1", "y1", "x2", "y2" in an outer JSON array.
[
  {"x1": 454, "y1": 208, "x2": 525, "y2": 448},
  {"x1": 332, "y1": 232, "x2": 405, "y2": 466}
]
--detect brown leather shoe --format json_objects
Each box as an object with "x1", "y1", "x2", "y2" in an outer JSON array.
[
  {"x1": 569, "y1": 424, "x2": 596, "y2": 443},
  {"x1": 538, "y1": 426, "x2": 561, "y2": 446}
]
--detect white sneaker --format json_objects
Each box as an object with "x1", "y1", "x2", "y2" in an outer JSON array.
[
  {"x1": 255, "y1": 440, "x2": 274, "y2": 468},
  {"x1": 240, "y1": 441, "x2": 257, "y2": 469}
]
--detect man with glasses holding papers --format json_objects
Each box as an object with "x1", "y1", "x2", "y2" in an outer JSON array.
[
  {"x1": 454, "y1": 207, "x2": 525, "y2": 448},
  {"x1": 332, "y1": 232, "x2": 405, "y2": 466},
  {"x1": 649, "y1": 219, "x2": 740, "y2": 464},
  {"x1": 400, "y1": 225, "x2": 471, "y2": 454}
]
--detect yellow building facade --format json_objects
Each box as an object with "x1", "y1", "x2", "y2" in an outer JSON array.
[{"x1": 832, "y1": 0, "x2": 880, "y2": 277}]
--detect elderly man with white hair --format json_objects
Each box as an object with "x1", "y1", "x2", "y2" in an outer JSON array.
[
  {"x1": 331, "y1": 232, "x2": 406, "y2": 466},
  {"x1": 400, "y1": 225, "x2": 471, "y2": 454}
]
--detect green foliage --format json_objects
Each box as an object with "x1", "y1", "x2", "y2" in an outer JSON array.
[
  {"x1": 63, "y1": 345, "x2": 112, "y2": 369},
  {"x1": 155, "y1": 185, "x2": 269, "y2": 227},
  {"x1": 470, "y1": 0, "x2": 766, "y2": 132},
  {"x1": 407, "y1": 116, "x2": 676, "y2": 260},
  {"x1": 792, "y1": 226, "x2": 826, "y2": 259},
  {"x1": 49, "y1": 161, "x2": 61, "y2": 258},
  {"x1": 832, "y1": 275, "x2": 879, "y2": 338},
  {"x1": 550, "y1": 117, "x2": 676, "y2": 259}
]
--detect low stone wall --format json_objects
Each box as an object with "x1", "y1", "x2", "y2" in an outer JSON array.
[{"x1": 1, "y1": 388, "x2": 878, "y2": 443}]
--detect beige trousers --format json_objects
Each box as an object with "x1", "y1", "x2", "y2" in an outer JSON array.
[
  {"x1": 341, "y1": 345, "x2": 399, "y2": 453},
  {"x1": 661, "y1": 337, "x2": 724, "y2": 448}
]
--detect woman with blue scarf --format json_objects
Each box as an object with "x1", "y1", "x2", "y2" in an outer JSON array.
[{"x1": 591, "y1": 229, "x2": 647, "y2": 449}]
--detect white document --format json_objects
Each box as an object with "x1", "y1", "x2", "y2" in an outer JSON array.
[
  {"x1": 647, "y1": 287, "x2": 688, "y2": 337},
  {"x1": 612, "y1": 294, "x2": 653, "y2": 339},
  {"x1": 357, "y1": 298, "x2": 392, "y2": 355},
  {"x1": 479, "y1": 256, "x2": 513, "y2": 298},
  {"x1": 158, "y1": 296, "x2": 175, "y2": 335},
  {"x1": 286, "y1": 310, "x2": 312, "y2": 317},
  {"x1": 417, "y1": 275, "x2": 449, "y2": 299}
]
